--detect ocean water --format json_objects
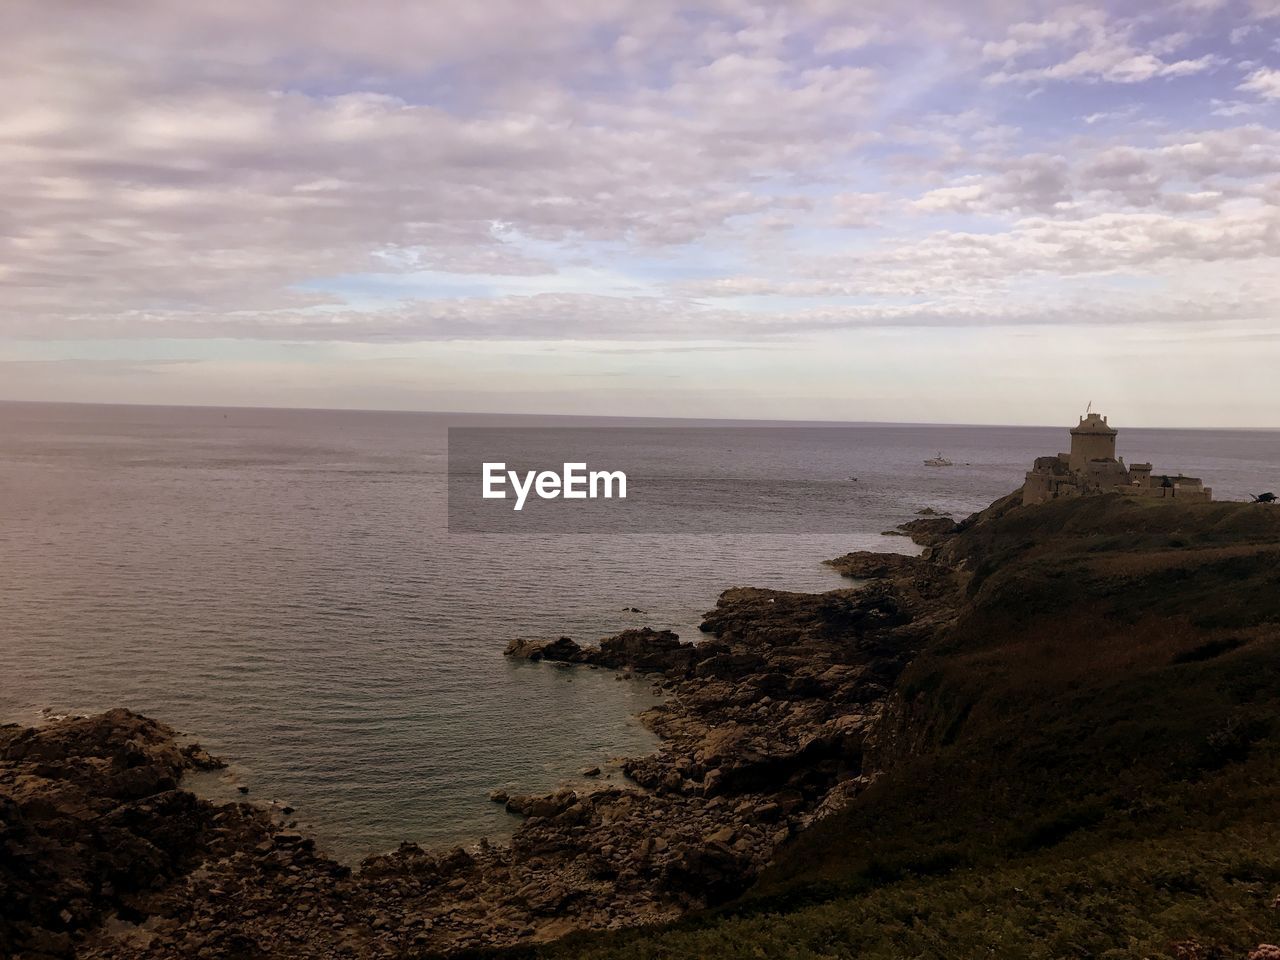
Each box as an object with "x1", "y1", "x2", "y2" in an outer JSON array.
[{"x1": 2, "y1": 402, "x2": 1276, "y2": 860}]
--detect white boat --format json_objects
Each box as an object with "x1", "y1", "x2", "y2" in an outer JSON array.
[{"x1": 923, "y1": 452, "x2": 953, "y2": 467}]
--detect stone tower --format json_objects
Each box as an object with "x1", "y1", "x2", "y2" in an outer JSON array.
[{"x1": 1067, "y1": 412, "x2": 1117, "y2": 470}]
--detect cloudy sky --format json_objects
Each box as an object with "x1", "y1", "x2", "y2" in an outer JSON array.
[{"x1": 3, "y1": 1, "x2": 1279, "y2": 425}]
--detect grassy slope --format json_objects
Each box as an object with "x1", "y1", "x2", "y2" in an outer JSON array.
[{"x1": 527, "y1": 496, "x2": 1280, "y2": 959}]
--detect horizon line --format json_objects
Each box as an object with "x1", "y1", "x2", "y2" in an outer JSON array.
[{"x1": 1, "y1": 397, "x2": 1276, "y2": 433}]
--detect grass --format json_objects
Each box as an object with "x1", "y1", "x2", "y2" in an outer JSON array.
[{"x1": 539, "y1": 807, "x2": 1280, "y2": 959}]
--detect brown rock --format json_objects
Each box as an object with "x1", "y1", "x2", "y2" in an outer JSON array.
[{"x1": 504, "y1": 636, "x2": 585, "y2": 663}]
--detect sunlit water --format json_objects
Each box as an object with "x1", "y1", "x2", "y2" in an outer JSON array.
[{"x1": 2, "y1": 402, "x2": 1276, "y2": 860}]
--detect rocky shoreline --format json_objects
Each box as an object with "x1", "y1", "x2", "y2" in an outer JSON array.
[{"x1": 3, "y1": 516, "x2": 967, "y2": 959}]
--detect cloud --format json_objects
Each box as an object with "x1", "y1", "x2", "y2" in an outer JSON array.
[
  {"x1": 1, "y1": 0, "x2": 1277, "y2": 355},
  {"x1": 1083, "y1": 106, "x2": 1139, "y2": 124},
  {"x1": 814, "y1": 24, "x2": 879, "y2": 55},
  {"x1": 681, "y1": 203, "x2": 1280, "y2": 300},
  {"x1": 8, "y1": 278, "x2": 1278, "y2": 346},
  {"x1": 983, "y1": 8, "x2": 1224, "y2": 85},
  {"x1": 829, "y1": 192, "x2": 887, "y2": 227},
  {"x1": 898, "y1": 126, "x2": 1280, "y2": 222},
  {"x1": 1211, "y1": 99, "x2": 1261, "y2": 116},
  {"x1": 910, "y1": 154, "x2": 1072, "y2": 214},
  {"x1": 1239, "y1": 66, "x2": 1280, "y2": 99},
  {"x1": 2, "y1": 3, "x2": 896, "y2": 331}
]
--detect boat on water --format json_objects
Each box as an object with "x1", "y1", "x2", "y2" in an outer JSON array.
[{"x1": 924, "y1": 452, "x2": 953, "y2": 467}]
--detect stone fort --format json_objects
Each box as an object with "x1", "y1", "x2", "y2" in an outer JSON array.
[{"x1": 1023, "y1": 412, "x2": 1212, "y2": 506}]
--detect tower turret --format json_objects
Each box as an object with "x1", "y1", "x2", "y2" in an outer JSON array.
[{"x1": 1068, "y1": 412, "x2": 1117, "y2": 470}]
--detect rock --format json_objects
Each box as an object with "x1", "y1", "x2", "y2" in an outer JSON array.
[
  {"x1": 894, "y1": 516, "x2": 958, "y2": 546},
  {"x1": 693, "y1": 652, "x2": 767, "y2": 679},
  {"x1": 580, "y1": 767, "x2": 601, "y2": 778},
  {"x1": 753, "y1": 802, "x2": 782, "y2": 821},
  {"x1": 506, "y1": 790, "x2": 577, "y2": 819},
  {"x1": 825, "y1": 551, "x2": 926, "y2": 580},
  {"x1": 504, "y1": 636, "x2": 585, "y2": 663},
  {"x1": 706, "y1": 826, "x2": 736, "y2": 845},
  {"x1": 180, "y1": 744, "x2": 226, "y2": 771},
  {"x1": 489, "y1": 789, "x2": 510, "y2": 804},
  {"x1": 510, "y1": 628, "x2": 703, "y2": 677},
  {"x1": 664, "y1": 842, "x2": 753, "y2": 904},
  {"x1": 592, "y1": 628, "x2": 698, "y2": 674},
  {"x1": 0, "y1": 710, "x2": 304, "y2": 958}
]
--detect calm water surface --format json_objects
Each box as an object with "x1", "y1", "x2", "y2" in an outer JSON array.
[{"x1": 2, "y1": 402, "x2": 1276, "y2": 859}]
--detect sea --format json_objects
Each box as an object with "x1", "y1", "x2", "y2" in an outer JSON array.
[{"x1": 2, "y1": 401, "x2": 1276, "y2": 861}]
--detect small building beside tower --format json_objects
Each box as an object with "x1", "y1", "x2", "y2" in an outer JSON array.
[{"x1": 1023, "y1": 412, "x2": 1212, "y2": 506}]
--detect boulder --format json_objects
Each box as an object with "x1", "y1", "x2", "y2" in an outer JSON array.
[
  {"x1": 894, "y1": 516, "x2": 958, "y2": 546},
  {"x1": 503, "y1": 636, "x2": 584, "y2": 663},
  {"x1": 663, "y1": 843, "x2": 754, "y2": 904},
  {"x1": 825, "y1": 551, "x2": 926, "y2": 580},
  {"x1": 505, "y1": 790, "x2": 578, "y2": 820},
  {"x1": 591, "y1": 628, "x2": 697, "y2": 673}
]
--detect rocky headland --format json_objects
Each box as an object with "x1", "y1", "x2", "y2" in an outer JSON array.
[{"x1": 7, "y1": 490, "x2": 1280, "y2": 959}]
